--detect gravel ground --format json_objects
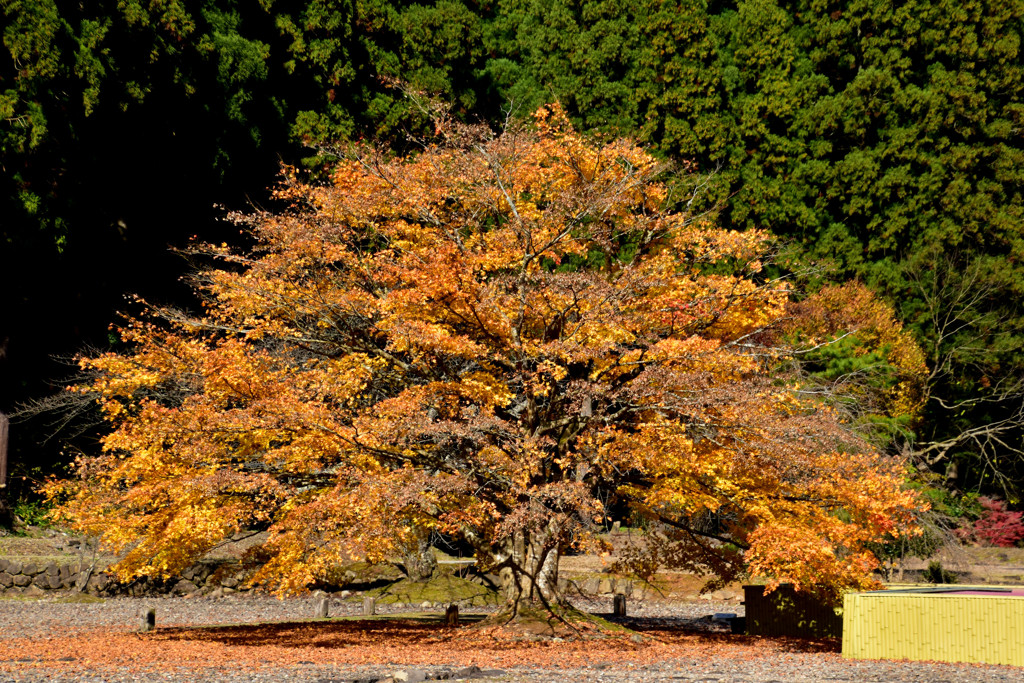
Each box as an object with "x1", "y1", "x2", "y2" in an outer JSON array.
[
  {"x1": 1, "y1": 595, "x2": 1021, "y2": 683},
  {"x1": 0, "y1": 594, "x2": 498, "y2": 639}
]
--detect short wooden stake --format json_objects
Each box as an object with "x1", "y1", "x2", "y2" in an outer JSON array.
[
  {"x1": 363, "y1": 596, "x2": 376, "y2": 616},
  {"x1": 0, "y1": 412, "x2": 9, "y2": 490},
  {"x1": 315, "y1": 596, "x2": 329, "y2": 618},
  {"x1": 613, "y1": 593, "x2": 626, "y2": 618},
  {"x1": 445, "y1": 603, "x2": 459, "y2": 627},
  {"x1": 139, "y1": 607, "x2": 156, "y2": 632}
]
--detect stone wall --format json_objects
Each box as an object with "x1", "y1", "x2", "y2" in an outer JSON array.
[
  {"x1": 0, "y1": 558, "x2": 255, "y2": 597},
  {"x1": 0, "y1": 557, "x2": 744, "y2": 602},
  {"x1": 561, "y1": 574, "x2": 742, "y2": 603},
  {"x1": 0, "y1": 559, "x2": 73, "y2": 592}
]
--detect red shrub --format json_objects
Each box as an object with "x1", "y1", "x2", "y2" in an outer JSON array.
[{"x1": 971, "y1": 498, "x2": 1024, "y2": 547}]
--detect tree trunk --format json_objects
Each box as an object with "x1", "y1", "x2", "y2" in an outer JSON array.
[
  {"x1": 401, "y1": 528, "x2": 438, "y2": 581},
  {"x1": 0, "y1": 411, "x2": 8, "y2": 490},
  {"x1": 0, "y1": 494, "x2": 10, "y2": 529},
  {"x1": 498, "y1": 520, "x2": 562, "y2": 611},
  {"x1": 0, "y1": 412, "x2": 10, "y2": 528}
]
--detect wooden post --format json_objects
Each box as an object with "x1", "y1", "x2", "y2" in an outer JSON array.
[
  {"x1": 0, "y1": 412, "x2": 9, "y2": 525},
  {"x1": 0, "y1": 411, "x2": 8, "y2": 490},
  {"x1": 613, "y1": 593, "x2": 626, "y2": 617},
  {"x1": 445, "y1": 604, "x2": 459, "y2": 627},
  {"x1": 139, "y1": 607, "x2": 156, "y2": 632},
  {"x1": 362, "y1": 596, "x2": 376, "y2": 616},
  {"x1": 315, "y1": 596, "x2": 329, "y2": 619}
]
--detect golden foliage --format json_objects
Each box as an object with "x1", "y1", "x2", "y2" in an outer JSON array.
[{"x1": 46, "y1": 106, "x2": 923, "y2": 601}]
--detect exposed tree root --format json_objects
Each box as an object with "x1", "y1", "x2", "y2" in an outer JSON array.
[{"x1": 474, "y1": 600, "x2": 636, "y2": 640}]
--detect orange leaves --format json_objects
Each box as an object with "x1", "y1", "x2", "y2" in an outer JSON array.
[
  {"x1": 51, "y1": 108, "x2": 924, "y2": 599},
  {"x1": 668, "y1": 222, "x2": 774, "y2": 265},
  {"x1": 785, "y1": 281, "x2": 928, "y2": 421},
  {"x1": 606, "y1": 380, "x2": 922, "y2": 599},
  {"x1": 745, "y1": 522, "x2": 883, "y2": 599}
]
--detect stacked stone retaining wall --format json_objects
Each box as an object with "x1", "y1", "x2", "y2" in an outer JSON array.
[
  {"x1": 0, "y1": 557, "x2": 254, "y2": 597},
  {"x1": 0, "y1": 558, "x2": 73, "y2": 592},
  {"x1": 0, "y1": 557, "x2": 744, "y2": 603}
]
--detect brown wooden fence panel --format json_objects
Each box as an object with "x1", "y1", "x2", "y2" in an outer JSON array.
[{"x1": 744, "y1": 584, "x2": 843, "y2": 638}]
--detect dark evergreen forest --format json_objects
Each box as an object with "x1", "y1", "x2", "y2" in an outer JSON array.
[{"x1": 2, "y1": 0, "x2": 1022, "y2": 509}]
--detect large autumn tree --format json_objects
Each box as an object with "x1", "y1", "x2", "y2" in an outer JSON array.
[{"x1": 49, "y1": 108, "x2": 922, "y2": 612}]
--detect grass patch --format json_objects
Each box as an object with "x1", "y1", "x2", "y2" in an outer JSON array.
[
  {"x1": 54, "y1": 593, "x2": 106, "y2": 604},
  {"x1": 364, "y1": 573, "x2": 500, "y2": 607},
  {"x1": 0, "y1": 593, "x2": 43, "y2": 602},
  {"x1": 0, "y1": 591, "x2": 105, "y2": 603}
]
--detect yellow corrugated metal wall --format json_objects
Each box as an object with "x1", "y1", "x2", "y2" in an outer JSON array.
[{"x1": 843, "y1": 592, "x2": 1024, "y2": 666}]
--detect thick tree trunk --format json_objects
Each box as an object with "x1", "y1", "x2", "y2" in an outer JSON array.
[
  {"x1": 498, "y1": 520, "x2": 562, "y2": 611},
  {"x1": 401, "y1": 528, "x2": 438, "y2": 581},
  {"x1": 476, "y1": 522, "x2": 625, "y2": 637}
]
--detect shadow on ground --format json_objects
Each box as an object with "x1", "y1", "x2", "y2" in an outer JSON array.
[{"x1": 151, "y1": 615, "x2": 840, "y2": 655}]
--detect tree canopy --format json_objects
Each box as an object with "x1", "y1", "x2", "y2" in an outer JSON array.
[{"x1": 48, "y1": 110, "x2": 923, "y2": 605}]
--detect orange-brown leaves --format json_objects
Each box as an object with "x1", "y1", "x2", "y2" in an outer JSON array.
[
  {"x1": 786, "y1": 282, "x2": 929, "y2": 421},
  {"x1": 50, "y1": 109, "x2": 923, "y2": 599}
]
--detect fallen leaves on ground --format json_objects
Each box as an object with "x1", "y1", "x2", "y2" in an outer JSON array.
[{"x1": 0, "y1": 619, "x2": 839, "y2": 675}]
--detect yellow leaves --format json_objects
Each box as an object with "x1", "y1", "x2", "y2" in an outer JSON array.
[
  {"x1": 522, "y1": 360, "x2": 566, "y2": 397},
  {"x1": 311, "y1": 353, "x2": 384, "y2": 406},
  {"x1": 460, "y1": 371, "x2": 513, "y2": 408},
  {"x1": 670, "y1": 222, "x2": 774, "y2": 265},
  {"x1": 618, "y1": 424, "x2": 738, "y2": 519},
  {"x1": 647, "y1": 336, "x2": 729, "y2": 371},
  {"x1": 47, "y1": 107, "x2": 928, "y2": 600},
  {"x1": 786, "y1": 282, "x2": 929, "y2": 421}
]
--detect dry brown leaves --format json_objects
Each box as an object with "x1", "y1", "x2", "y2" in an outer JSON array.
[{"x1": 0, "y1": 619, "x2": 839, "y2": 676}]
